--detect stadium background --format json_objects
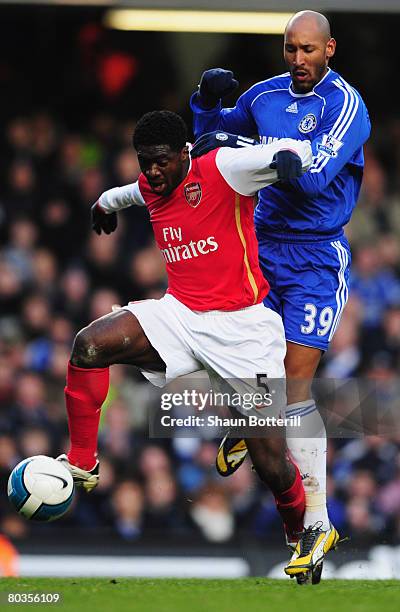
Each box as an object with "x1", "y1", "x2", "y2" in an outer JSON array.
[{"x1": 1, "y1": 0, "x2": 400, "y2": 579}]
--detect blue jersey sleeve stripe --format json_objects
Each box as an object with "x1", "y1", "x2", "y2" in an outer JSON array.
[
  {"x1": 335, "y1": 79, "x2": 360, "y2": 141},
  {"x1": 311, "y1": 80, "x2": 358, "y2": 174},
  {"x1": 314, "y1": 81, "x2": 359, "y2": 174},
  {"x1": 330, "y1": 80, "x2": 354, "y2": 136},
  {"x1": 310, "y1": 83, "x2": 352, "y2": 171}
]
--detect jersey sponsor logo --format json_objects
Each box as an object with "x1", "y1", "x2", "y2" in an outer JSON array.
[
  {"x1": 184, "y1": 182, "x2": 202, "y2": 208},
  {"x1": 298, "y1": 113, "x2": 317, "y2": 133},
  {"x1": 316, "y1": 133, "x2": 344, "y2": 158},
  {"x1": 216, "y1": 132, "x2": 229, "y2": 141},
  {"x1": 286, "y1": 101, "x2": 298, "y2": 114},
  {"x1": 160, "y1": 235, "x2": 219, "y2": 263}
]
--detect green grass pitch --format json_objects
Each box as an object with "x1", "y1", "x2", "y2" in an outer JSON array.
[{"x1": 1, "y1": 578, "x2": 400, "y2": 612}]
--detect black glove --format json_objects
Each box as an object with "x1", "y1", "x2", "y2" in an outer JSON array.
[
  {"x1": 270, "y1": 150, "x2": 303, "y2": 181},
  {"x1": 191, "y1": 131, "x2": 258, "y2": 159},
  {"x1": 91, "y1": 202, "x2": 117, "y2": 235},
  {"x1": 197, "y1": 68, "x2": 239, "y2": 109}
]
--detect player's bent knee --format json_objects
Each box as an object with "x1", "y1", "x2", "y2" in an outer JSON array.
[{"x1": 70, "y1": 325, "x2": 108, "y2": 369}]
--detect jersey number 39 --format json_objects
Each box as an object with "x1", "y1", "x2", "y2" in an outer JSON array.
[{"x1": 301, "y1": 304, "x2": 334, "y2": 336}]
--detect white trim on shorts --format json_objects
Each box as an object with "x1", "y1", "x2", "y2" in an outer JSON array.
[{"x1": 329, "y1": 240, "x2": 349, "y2": 341}]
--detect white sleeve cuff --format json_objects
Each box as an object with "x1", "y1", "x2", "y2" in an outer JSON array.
[{"x1": 99, "y1": 182, "x2": 145, "y2": 212}]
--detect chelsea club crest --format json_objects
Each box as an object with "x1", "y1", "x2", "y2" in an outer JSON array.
[{"x1": 298, "y1": 113, "x2": 317, "y2": 134}]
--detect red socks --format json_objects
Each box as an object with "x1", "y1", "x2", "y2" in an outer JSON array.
[
  {"x1": 274, "y1": 464, "x2": 305, "y2": 543},
  {"x1": 65, "y1": 362, "x2": 109, "y2": 470}
]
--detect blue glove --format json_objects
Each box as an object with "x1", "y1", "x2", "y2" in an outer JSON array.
[
  {"x1": 91, "y1": 202, "x2": 117, "y2": 235},
  {"x1": 197, "y1": 68, "x2": 239, "y2": 109},
  {"x1": 191, "y1": 131, "x2": 257, "y2": 158},
  {"x1": 270, "y1": 150, "x2": 303, "y2": 181}
]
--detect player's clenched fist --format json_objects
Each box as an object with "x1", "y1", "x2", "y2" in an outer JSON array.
[
  {"x1": 197, "y1": 68, "x2": 239, "y2": 109},
  {"x1": 91, "y1": 201, "x2": 117, "y2": 235},
  {"x1": 270, "y1": 150, "x2": 303, "y2": 181}
]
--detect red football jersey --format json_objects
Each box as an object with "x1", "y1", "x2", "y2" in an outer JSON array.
[{"x1": 138, "y1": 149, "x2": 269, "y2": 311}]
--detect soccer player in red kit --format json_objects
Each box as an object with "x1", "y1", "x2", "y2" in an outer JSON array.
[{"x1": 58, "y1": 111, "x2": 312, "y2": 555}]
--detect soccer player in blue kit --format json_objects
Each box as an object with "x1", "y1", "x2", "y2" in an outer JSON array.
[{"x1": 190, "y1": 10, "x2": 370, "y2": 582}]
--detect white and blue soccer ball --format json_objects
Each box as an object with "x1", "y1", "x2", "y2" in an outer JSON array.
[{"x1": 8, "y1": 455, "x2": 74, "y2": 522}]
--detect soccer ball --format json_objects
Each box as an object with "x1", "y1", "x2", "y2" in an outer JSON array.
[{"x1": 8, "y1": 455, "x2": 74, "y2": 522}]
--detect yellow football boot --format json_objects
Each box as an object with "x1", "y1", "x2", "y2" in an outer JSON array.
[
  {"x1": 285, "y1": 521, "x2": 340, "y2": 585},
  {"x1": 216, "y1": 434, "x2": 248, "y2": 477}
]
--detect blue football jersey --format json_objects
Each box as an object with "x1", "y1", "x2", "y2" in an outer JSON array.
[{"x1": 191, "y1": 68, "x2": 371, "y2": 237}]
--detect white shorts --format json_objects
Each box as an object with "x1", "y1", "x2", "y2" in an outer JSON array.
[{"x1": 123, "y1": 294, "x2": 286, "y2": 418}]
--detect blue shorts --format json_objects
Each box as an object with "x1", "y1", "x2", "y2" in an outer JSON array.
[{"x1": 257, "y1": 232, "x2": 351, "y2": 351}]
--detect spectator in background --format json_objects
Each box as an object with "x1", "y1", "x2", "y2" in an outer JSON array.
[
  {"x1": 19, "y1": 427, "x2": 52, "y2": 459},
  {"x1": 346, "y1": 470, "x2": 385, "y2": 542},
  {"x1": 4, "y1": 160, "x2": 38, "y2": 221},
  {"x1": 57, "y1": 267, "x2": 90, "y2": 329},
  {"x1": 223, "y1": 463, "x2": 259, "y2": 528},
  {"x1": 189, "y1": 483, "x2": 234, "y2": 542},
  {"x1": 139, "y1": 445, "x2": 172, "y2": 479},
  {"x1": 89, "y1": 288, "x2": 122, "y2": 321},
  {"x1": 3, "y1": 218, "x2": 37, "y2": 285},
  {"x1": 351, "y1": 244, "x2": 400, "y2": 330},
  {"x1": 99, "y1": 399, "x2": 135, "y2": 462},
  {"x1": 0, "y1": 260, "x2": 24, "y2": 316},
  {"x1": 350, "y1": 244, "x2": 400, "y2": 364},
  {"x1": 377, "y1": 456, "x2": 400, "y2": 519},
  {"x1": 84, "y1": 231, "x2": 127, "y2": 297},
  {"x1": 111, "y1": 480, "x2": 144, "y2": 540},
  {"x1": 39, "y1": 199, "x2": 80, "y2": 265},
  {"x1": 10, "y1": 372, "x2": 53, "y2": 437},
  {"x1": 20, "y1": 294, "x2": 51, "y2": 342},
  {"x1": 31, "y1": 249, "x2": 58, "y2": 300},
  {"x1": 144, "y1": 469, "x2": 184, "y2": 531}
]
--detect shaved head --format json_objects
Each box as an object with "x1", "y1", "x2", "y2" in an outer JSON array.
[
  {"x1": 285, "y1": 11, "x2": 331, "y2": 43},
  {"x1": 283, "y1": 10, "x2": 335, "y2": 93}
]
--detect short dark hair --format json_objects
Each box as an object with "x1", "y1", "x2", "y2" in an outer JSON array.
[{"x1": 133, "y1": 111, "x2": 188, "y2": 152}]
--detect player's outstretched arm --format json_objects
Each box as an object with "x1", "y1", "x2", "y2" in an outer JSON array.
[
  {"x1": 215, "y1": 139, "x2": 313, "y2": 196},
  {"x1": 190, "y1": 69, "x2": 257, "y2": 139},
  {"x1": 91, "y1": 182, "x2": 145, "y2": 235},
  {"x1": 191, "y1": 131, "x2": 304, "y2": 181},
  {"x1": 195, "y1": 68, "x2": 239, "y2": 110}
]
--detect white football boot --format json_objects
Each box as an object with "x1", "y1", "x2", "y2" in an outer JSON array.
[{"x1": 57, "y1": 454, "x2": 99, "y2": 493}]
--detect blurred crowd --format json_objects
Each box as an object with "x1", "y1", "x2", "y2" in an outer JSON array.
[{"x1": 1, "y1": 105, "x2": 400, "y2": 548}]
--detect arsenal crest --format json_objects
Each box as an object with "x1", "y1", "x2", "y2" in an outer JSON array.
[{"x1": 184, "y1": 182, "x2": 202, "y2": 208}]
